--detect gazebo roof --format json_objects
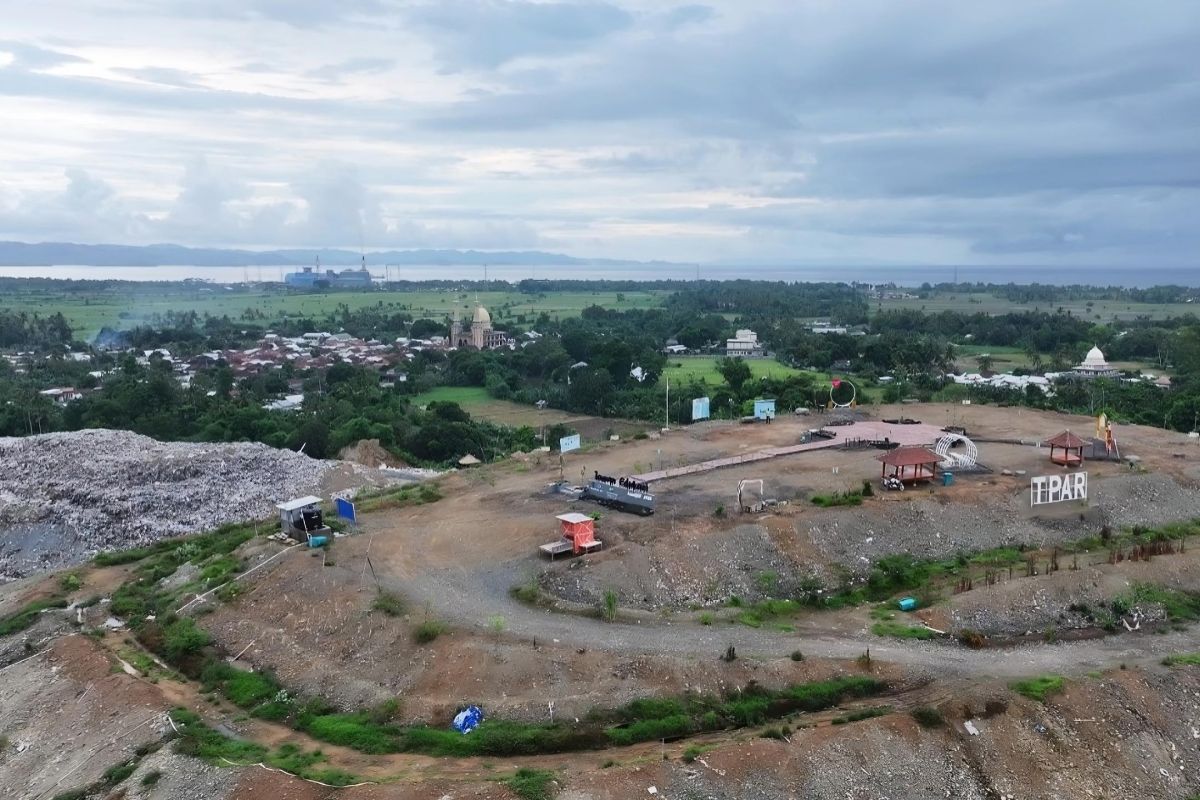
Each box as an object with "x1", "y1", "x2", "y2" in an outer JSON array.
[
  {"x1": 876, "y1": 446, "x2": 940, "y2": 467},
  {"x1": 1045, "y1": 430, "x2": 1087, "y2": 449}
]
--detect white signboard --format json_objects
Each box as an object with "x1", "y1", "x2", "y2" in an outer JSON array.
[
  {"x1": 559, "y1": 433, "x2": 581, "y2": 453},
  {"x1": 1030, "y1": 471, "x2": 1087, "y2": 506},
  {"x1": 692, "y1": 397, "x2": 711, "y2": 421}
]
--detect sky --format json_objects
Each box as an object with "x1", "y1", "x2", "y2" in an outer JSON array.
[{"x1": 0, "y1": 0, "x2": 1197, "y2": 266}]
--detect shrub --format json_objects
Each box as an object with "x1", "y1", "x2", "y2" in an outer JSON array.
[
  {"x1": 957, "y1": 629, "x2": 986, "y2": 649},
  {"x1": 1163, "y1": 652, "x2": 1200, "y2": 666},
  {"x1": 504, "y1": 768, "x2": 558, "y2": 800},
  {"x1": 59, "y1": 574, "x2": 82, "y2": 592},
  {"x1": 682, "y1": 745, "x2": 704, "y2": 763},
  {"x1": 510, "y1": 580, "x2": 540, "y2": 605},
  {"x1": 414, "y1": 619, "x2": 446, "y2": 644},
  {"x1": 1010, "y1": 675, "x2": 1065, "y2": 703},
  {"x1": 790, "y1": 650, "x2": 804, "y2": 662},
  {"x1": 698, "y1": 612, "x2": 714, "y2": 626},
  {"x1": 162, "y1": 618, "x2": 211, "y2": 660},
  {"x1": 831, "y1": 706, "x2": 889, "y2": 725},
  {"x1": 910, "y1": 706, "x2": 944, "y2": 728},
  {"x1": 102, "y1": 760, "x2": 137, "y2": 785},
  {"x1": 601, "y1": 590, "x2": 618, "y2": 623},
  {"x1": 872, "y1": 621, "x2": 935, "y2": 640},
  {"x1": 141, "y1": 770, "x2": 162, "y2": 787},
  {"x1": 372, "y1": 591, "x2": 406, "y2": 617}
]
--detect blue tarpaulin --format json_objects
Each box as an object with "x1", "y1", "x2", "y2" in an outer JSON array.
[
  {"x1": 335, "y1": 497, "x2": 357, "y2": 523},
  {"x1": 452, "y1": 705, "x2": 484, "y2": 734}
]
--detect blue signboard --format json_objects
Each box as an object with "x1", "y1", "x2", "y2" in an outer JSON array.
[
  {"x1": 559, "y1": 433, "x2": 581, "y2": 453},
  {"x1": 334, "y1": 497, "x2": 356, "y2": 524},
  {"x1": 691, "y1": 396, "x2": 711, "y2": 421},
  {"x1": 753, "y1": 399, "x2": 776, "y2": 420}
]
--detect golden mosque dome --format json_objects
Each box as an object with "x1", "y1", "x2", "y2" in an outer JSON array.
[{"x1": 472, "y1": 305, "x2": 491, "y2": 325}]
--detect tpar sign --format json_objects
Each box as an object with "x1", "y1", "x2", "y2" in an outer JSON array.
[{"x1": 1030, "y1": 472, "x2": 1087, "y2": 506}]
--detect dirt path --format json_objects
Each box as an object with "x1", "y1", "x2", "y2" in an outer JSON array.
[{"x1": 369, "y1": 542, "x2": 1200, "y2": 680}]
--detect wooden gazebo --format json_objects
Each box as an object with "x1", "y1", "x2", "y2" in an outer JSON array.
[
  {"x1": 876, "y1": 446, "x2": 940, "y2": 484},
  {"x1": 1044, "y1": 430, "x2": 1085, "y2": 467}
]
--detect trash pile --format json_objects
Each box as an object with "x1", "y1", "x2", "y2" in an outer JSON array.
[{"x1": 0, "y1": 429, "x2": 338, "y2": 578}]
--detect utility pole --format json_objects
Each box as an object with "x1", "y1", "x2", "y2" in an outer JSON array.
[{"x1": 664, "y1": 375, "x2": 669, "y2": 430}]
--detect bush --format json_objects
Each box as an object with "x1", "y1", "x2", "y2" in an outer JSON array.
[
  {"x1": 162, "y1": 618, "x2": 211, "y2": 660},
  {"x1": 698, "y1": 612, "x2": 714, "y2": 626},
  {"x1": 504, "y1": 768, "x2": 558, "y2": 800},
  {"x1": 414, "y1": 619, "x2": 447, "y2": 644},
  {"x1": 871, "y1": 621, "x2": 936, "y2": 640},
  {"x1": 141, "y1": 770, "x2": 162, "y2": 786},
  {"x1": 371, "y1": 591, "x2": 406, "y2": 617},
  {"x1": 510, "y1": 579, "x2": 540, "y2": 605},
  {"x1": 102, "y1": 760, "x2": 137, "y2": 785},
  {"x1": 910, "y1": 706, "x2": 944, "y2": 728},
  {"x1": 831, "y1": 706, "x2": 889, "y2": 725},
  {"x1": 682, "y1": 745, "x2": 704, "y2": 763},
  {"x1": 1010, "y1": 675, "x2": 1065, "y2": 703},
  {"x1": 600, "y1": 590, "x2": 618, "y2": 622},
  {"x1": 790, "y1": 650, "x2": 804, "y2": 662},
  {"x1": 59, "y1": 574, "x2": 82, "y2": 592}
]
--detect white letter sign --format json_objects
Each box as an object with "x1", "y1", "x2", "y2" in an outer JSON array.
[{"x1": 1030, "y1": 471, "x2": 1087, "y2": 506}]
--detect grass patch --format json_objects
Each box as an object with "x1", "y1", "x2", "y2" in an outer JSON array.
[
  {"x1": 503, "y1": 767, "x2": 558, "y2": 800},
  {"x1": 1118, "y1": 583, "x2": 1200, "y2": 622},
  {"x1": 1162, "y1": 652, "x2": 1200, "y2": 666},
  {"x1": 871, "y1": 621, "x2": 936, "y2": 640},
  {"x1": 910, "y1": 706, "x2": 944, "y2": 728},
  {"x1": 0, "y1": 596, "x2": 69, "y2": 636},
  {"x1": 810, "y1": 490, "x2": 864, "y2": 508},
  {"x1": 510, "y1": 579, "x2": 541, "y2": 605},
  {"x1": 1010, "y1": 675, "x2": 1065, "y2": 703},
  {"x1": 355, "y1": 483, "x2": 442, "y2": 514},
  {"x1": 371, "y1": 591, "x2": 406, "y2": 617},
  {"x1": 831, "y1": 706, "x2": 891, "y2": 725},
  {"x1": 414, "y1": 619, "x2": 447, "y2": 644}
]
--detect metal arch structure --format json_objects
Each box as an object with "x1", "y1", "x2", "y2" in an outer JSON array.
[
  {"x1": 828, "y1": 379, "x2": 857, "y2": 409},
  {"x1": 934, "y1": 432, "x2": 978, "y2": 470}
]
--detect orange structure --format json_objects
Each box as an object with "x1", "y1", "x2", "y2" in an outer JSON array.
[
  {"x1": 539, "y1": 512, "x2": 603, "y2": 558},
  {"x1": 1044, "y1": 430, "x2": 1086, "y2": 467},
  {"x1": 876, "y1": 446, "x2": 940, "y2": 483}
]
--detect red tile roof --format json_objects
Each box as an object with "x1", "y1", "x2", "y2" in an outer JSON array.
[
  {"x1": 875, "y1": 446, "x2": 940, "y2": 466},
  {"x1": 1045, "y1": 430, "x2": 1087, "y2": 449}
]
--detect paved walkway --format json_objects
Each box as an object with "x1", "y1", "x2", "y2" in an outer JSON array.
[{"x1": 633, "y1": 420, "x2": 948, "y2": 482}]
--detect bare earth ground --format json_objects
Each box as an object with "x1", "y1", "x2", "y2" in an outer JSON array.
[{"x1": 5, "y1": 403, "x2": 1200, "y2": 798}]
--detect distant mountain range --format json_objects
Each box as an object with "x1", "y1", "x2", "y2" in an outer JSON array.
[{"x1": 0, "y1": 241, "x2": 679, "y2": 268}]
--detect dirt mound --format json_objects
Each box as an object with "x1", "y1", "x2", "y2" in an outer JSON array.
[{"x1": 338, "y1": 439, "x2": 407, "y2": 469}]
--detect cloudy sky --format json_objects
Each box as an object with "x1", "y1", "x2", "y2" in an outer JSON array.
[{"x1": 1, "y1": 1, "x2": 1197, "y2": 265}]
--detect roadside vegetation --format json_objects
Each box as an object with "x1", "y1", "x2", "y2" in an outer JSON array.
[{"x1": 1010, "y1": 675, "x2": 1065, "y2": 703}]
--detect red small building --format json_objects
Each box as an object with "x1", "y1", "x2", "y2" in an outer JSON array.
[
  {"x1": 540, "y1": 513, "x2": 603, "y2": 558},
  {"x1": 1044, "y1": 430, "x2": 1086, "y2": 467},
  {"x1": 877, "y1": 446, "x2": 940, "y2": 483}
]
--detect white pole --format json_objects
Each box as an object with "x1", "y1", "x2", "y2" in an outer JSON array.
[{"x1": 664, "y1": 375, "x2": 669, "y2": 430}]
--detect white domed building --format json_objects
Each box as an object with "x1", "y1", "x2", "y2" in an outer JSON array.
[
  {"x1": 1073, "y1": 345, "x2": 1119, "y2": 379},
  {"x1": 451, "y1": 303, "x2": 509, "y2": 350}
]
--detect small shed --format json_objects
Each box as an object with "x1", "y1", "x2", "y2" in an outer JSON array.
[
  {"x1": 1044, "y1": 430, "x2": 1086, "y2": 467},
  {"x1": 555, "y1": 512, "x2": 598, "y2": 554},
  {"x1": 276, "y1": 496, "x2": 326, "y2": 541},
  {"x1": 876, "y1": 446, "x2": 940, "y2": 484}
]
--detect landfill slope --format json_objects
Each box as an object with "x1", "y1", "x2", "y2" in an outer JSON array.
[{"x1": 0, "y1": 429, "x2": 370, "y2": 580}]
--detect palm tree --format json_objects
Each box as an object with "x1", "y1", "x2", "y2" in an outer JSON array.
[{"x1": 977, "y1": 354, "x2": 994, "y2": 374}]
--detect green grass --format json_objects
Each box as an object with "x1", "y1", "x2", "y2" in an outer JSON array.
[
  {"x1": 1118, "y1": 583, "x2": 1200, "y2": 622},
  {"x1": 410, "y1": 386, "x2": 493, "y2": 407},
  {"x1": 663, "y1": 356, "x2": 809, "y2": 387},
  {"x1": 0, "y1": 284, "x2": 669, "y2": 339},
  {"x1": 1162, "y1": 653, "x2": 1200, "y2": 666},
  {"x1": 503, "y1": 768, "x2": 559, "y2": 800},
  {"x1": 0, "y1": 596, "x2": 69, "y2": 636},
  {"x1": 871, "y1": 621, "x2": 936, "y2": 640},
  {"x1": 874, "y1": 291, "x2": 1199, "y2": 323},
  {"x1": 830, "y1": 706, "x2": 891, "y2": 725},
  {"x1": 1010, "y1": 675, "x2": 1065, "y2": 703},
  {"x1": 810, "y1": 490, "x2": 864, "y2": 508},
  {"x1": 371, "y1": 591, "x2": 406, "y2": 617},
  {"x1": 414, "y1": 619, "x2": 447, "y2": 644},
  {"x1": 910, "y1": 706, "x2": 944, "y2": 728}
]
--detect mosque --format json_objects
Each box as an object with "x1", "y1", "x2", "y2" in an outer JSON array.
[
  {"x1": 1073, "y1": 345, "x2": 1119, "y2": 379},
  {"x1": 451, "y1": 304, "x2": 509, "y2": 350}
]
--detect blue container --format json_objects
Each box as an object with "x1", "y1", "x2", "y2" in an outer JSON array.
[
  {"x1": 942, "y1": 472, "x2": 955, "y2": 486},
  {"x1": 898, "y1": 597, "x2": 918, "y2": 612},
  {"x1": 308, "y1": 535, "x2": 329, "y2": 548}
]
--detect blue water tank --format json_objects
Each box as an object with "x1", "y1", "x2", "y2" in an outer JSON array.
[
  {"x1": 898, "y1": 597, "x2": 918, "y2": 612},
  {"x1": 308, "y1": 535, "x2": 328, "y2": 548},
  {"x1": 942, "y1": 472, "x2": 955, "y2": 486}
]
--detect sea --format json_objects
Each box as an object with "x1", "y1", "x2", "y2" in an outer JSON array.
[{"x1": 0, "y1": 263, "x2": 1197, "y2": 288}]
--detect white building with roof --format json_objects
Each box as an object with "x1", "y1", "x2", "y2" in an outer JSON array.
[{"x1": 1073, "y1": 346, "x2": 1119, "y2": 379}]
